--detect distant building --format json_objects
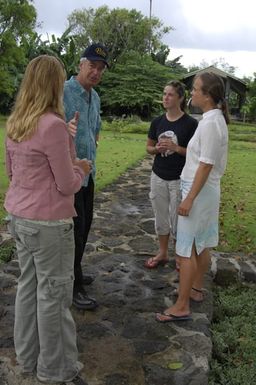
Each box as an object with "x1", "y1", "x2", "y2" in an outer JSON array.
[{"x1": 181, "y1": 66, "x2": 248, "y2": 120}]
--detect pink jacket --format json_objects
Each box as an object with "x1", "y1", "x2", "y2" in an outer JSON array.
[{"x1": 4, "y1": 112, "x2": 85, "y2": 220}]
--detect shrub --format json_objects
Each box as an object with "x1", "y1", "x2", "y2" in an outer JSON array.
[
  {"x1": 102, "y1": 119, "x2": 149, "y2": 135},
  {"x1": 209, "y1": 283, "x2": 256, "y2": 385}
]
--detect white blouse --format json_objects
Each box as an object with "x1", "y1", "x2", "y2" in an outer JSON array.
[{"x1": 181, "y1": 109, "x2": 228, "y2": 188}]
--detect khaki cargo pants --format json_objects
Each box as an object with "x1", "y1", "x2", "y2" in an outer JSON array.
[{"x1": 8, "y1": 216, "x2": 81, "y2": 382}]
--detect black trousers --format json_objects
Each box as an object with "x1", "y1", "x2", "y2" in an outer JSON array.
[{"x1": 73, "y1": 176, "x2": 94, "y2": 291}]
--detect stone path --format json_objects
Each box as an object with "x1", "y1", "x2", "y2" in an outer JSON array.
[{"x1": 1, "y1": 156, "x2": 256, "y2": 385}]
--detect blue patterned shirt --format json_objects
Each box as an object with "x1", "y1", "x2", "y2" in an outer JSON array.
[{"x1": 63, "y1": 76, "x2": 101, "y2": 187}]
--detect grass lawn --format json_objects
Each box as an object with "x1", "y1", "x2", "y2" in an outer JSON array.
[
  {"x1": 95, "y1": 132, "x2": 146, "y2": 191},
  {"x1": 1, "y1": 120, "x2": 256, "y2": 254},
  {"x1": 210, "y1": 123, "x2": 256, "y2": 384},
  {"x1": 218, "y1": 122, "x2": 256, "y2": 254},
  {"x1": 219, "y1": 139, "x2": 256, "y2": 253}
]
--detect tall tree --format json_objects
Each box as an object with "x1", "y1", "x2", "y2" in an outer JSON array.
[
  {"x1": 0, "y1": 0, "x2": 37, "y2": 112},
  {"x1": 22, "y1": 28, "x2": 80, "y2": 79},
  {"x1": 165, "y1": 55, "x2": 187, "y2": 75},
  {"x1": 151, "y1": 44, "x2": 187, "y2": 75},
  {"x1": 97, "y1": 51, "x2": 174, "y2": 118},
  {"x1": 67, "y1": 6, "x2": 171, "y2": 63},
  {"x1": 151, "y1": 44, "x2": 170, "y2": 65}
]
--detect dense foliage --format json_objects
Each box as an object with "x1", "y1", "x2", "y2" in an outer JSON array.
[
  {"x1": 0, "y1": 0, "x2": 37, "y2": 112},
  {"x1": 209, "y1": 283, "x2": 256, "y2": 385},
  {"x1": 98, "y1": 52, "x2": 173, "y2": 118},
  {"x1": 0, "y1": 2, "x2": 185, "y2": 117},
  {"x1": 0, "y1": 2, "x2": 255, "y2": 120}
]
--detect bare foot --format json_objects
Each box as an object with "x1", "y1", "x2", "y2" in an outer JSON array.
[{"x1": 144, "y1": 253, "x2": 168, "y2": 269}]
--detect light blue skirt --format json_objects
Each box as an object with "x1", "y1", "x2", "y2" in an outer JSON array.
[{"x1": 176, "y1": 180, "x2": 220, "y2": 258}]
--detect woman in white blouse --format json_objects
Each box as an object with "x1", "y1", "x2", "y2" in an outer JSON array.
[{"x1": 156, "y1": 72, "x2": 229, "y2": 322}]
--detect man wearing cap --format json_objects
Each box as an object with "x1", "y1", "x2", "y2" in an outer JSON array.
[{"x1": 64, "y1": 43, "x2": 109, "y2": 310}]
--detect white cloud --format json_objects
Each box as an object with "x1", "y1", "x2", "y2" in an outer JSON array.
[
  {"x1": 181, "y1": 0, "x2": 256, "y2": 34},
  {"x1": 33, "y1": 0, "x2": 256, "y2": 77},
  {"x1": 169, "y1": 48, "x2": 256, "y2": 78}
]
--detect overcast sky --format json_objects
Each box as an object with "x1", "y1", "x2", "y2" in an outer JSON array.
[{"x1": 33, "y1": 0, "x2": 256, "y2": 78}]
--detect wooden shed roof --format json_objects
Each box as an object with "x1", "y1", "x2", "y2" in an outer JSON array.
[{"x1": 181, "y1": 65, "x2": 247, "y2": 95}]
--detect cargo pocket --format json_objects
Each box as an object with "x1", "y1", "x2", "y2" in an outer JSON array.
[
  {"x1": 61, "y1": 223, "x2": 74, "y2": 236},
  {"x1": 149, "y1": 191, "x2": 156, "y2": 200},
  {"x1": 15, "y1": 223, "x2": 39, "y2": 251},
  {"x1": 60, "y1": 223, "x2": 75, "y2": 271},
  {"x1": 47, "y1": 275, "x2": 74, "y2": 307},
  {"x1": 6, "y1": 216, "x2": 15, "y2": 239}
]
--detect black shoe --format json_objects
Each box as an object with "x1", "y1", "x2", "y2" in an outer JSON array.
[
  {"x1": 82, "y1": 274, "x2": 94, "y2": 286},
  {"x1": 72, "y1": 289, "x2": 98, "y2": 310},
  {"x1": 71, "y1": 374, "x2": 88, "y2": 385}
]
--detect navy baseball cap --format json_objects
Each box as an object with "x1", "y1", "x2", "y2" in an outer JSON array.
[{"x1": 81, "y1": 43, "x2": 109, "y2": 67}]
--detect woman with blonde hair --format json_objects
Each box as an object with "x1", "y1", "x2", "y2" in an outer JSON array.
[
  {"x1": 156, "y1": 72, "x2": 229, "y2": 322},
  {"x1": 5, "y1": 55, "x2": 90, "y2": 384}
]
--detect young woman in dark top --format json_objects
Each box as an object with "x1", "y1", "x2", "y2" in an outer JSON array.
[{"x1": 145, "y1": 81, "x2": 198, "y2": 269}]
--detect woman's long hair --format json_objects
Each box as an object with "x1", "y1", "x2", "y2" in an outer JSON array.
[
  {"x1": 7, "y1": 55, "x2": 66, "y2": 142},
  {"x1": 196, "y1": 72, "x2": 230, "y2": 124}
]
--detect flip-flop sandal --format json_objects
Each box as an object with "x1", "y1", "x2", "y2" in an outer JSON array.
[
  {"x1": 144, "y1": 257, "x2": 169, "y2": 269},
  {"x1": 171, "y1": 287, "x2": 204, "y2": 303},
  {"x1": 155, "y1": 312, "x2": 192, "y2": 323}
]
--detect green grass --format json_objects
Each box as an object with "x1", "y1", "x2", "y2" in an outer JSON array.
[
  {"x1": 229, "y1": 123, "x2": 256, "y2": 142},
  {"x1": 0, "y1": 239, "x2": 15, "y2": 263},
  {"x1": 210, "y1": 123, "x2": 256, "y2": 385},
  {"x1": 1, "y1": 120, "x2": 256, "y2": 254},
  {"x1": 209, "y1": 283, "x2": 256, "y2": 385},
  {"x1": 95, "y1": 132, "x2": 146, "y2": 191},
  {"x1": 218, "y1": 139, "x2": 256, "y2": 253}
]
